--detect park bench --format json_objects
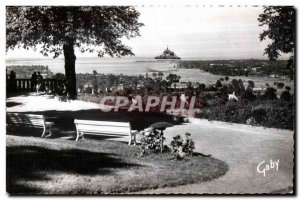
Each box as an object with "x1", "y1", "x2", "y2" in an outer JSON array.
[
  {"x1": 6, "y1": 112, "x2": 54, "y2": 138},
  {"x1": 74, "y1": 119, "x2": 137, "y2": 145}
]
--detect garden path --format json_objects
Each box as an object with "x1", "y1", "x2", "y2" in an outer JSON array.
[{"x1": 134, "y1": 118, "x2": 294, "y2": 194}]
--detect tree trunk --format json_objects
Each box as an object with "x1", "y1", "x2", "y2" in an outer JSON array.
[{"x1": 63, "y1": 41, "x2": 77, "y2": 99}]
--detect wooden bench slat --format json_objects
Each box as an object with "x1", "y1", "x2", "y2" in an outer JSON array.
[
  {"x1": 74, "y1": 119, "x2": 130, "y2": 127},
  {"x1": 8, "y1": 123, "x2": 44, "y2": 127},
  {"x1": 74, "y1": 119, "x2": 136, "y2": 145},
  {"x1": 6, "y1": 112, "x2": 54, "y2": 137},
  {"x1": 76, "y1": 124, "x2": 130, "y2": 133}
]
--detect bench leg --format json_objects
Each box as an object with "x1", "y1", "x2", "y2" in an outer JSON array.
[
  {"x1": 128, "y1": 136, "x2": 132, "y2": 145},
  {"x1": 76, "y1": 131, "x2": 80, "y2": 141},
  {"x1": 129, "y1": 131, "x2": 137, "y2": 145},
  {"x1": 133, "y1": 133, "x2": 137, "y2": 145},
  {"x1": 46, "y1": 125, "x2": 53, "y2": 138},
  {"x1": 76, "y1": 131, "x2": 84, "y2": 141},
  {"x1": 41, "y1": 127, "x2": 46, "y2": 138}
]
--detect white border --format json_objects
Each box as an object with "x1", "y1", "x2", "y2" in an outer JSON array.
[{"x1": 1, "y1": 0, "x2": 299, "y2": 199}]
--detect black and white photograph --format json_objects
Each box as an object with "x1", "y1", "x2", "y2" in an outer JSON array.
[{"x1": 4, "y1": 3, "x2": 296, "y2": 195}]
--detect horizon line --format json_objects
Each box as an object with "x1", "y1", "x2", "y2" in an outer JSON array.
[{"x1": 5, "y1": 56, "x2": 289, "y2": 61}]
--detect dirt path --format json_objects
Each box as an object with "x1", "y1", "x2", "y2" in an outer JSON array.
[{"x1": 133, "y1": 118, "x2": 294, "y2": 194}]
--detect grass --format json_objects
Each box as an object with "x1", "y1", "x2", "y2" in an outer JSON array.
[{"x1": 7, "y1": 135, "x2": 229, "y2": 195}]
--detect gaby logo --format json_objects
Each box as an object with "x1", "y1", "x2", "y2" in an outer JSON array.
[
  {"x1": 257, "y1": 159, "x2": 280, "y2": 177},
  {"x1": 99, "y1": 95, "x2": 198, "y2": 112}
]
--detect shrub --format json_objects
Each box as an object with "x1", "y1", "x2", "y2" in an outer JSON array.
[
  {"x1": 241, "y1": 87, "x2": 256, "y2": 102},
  {"x1": 53, "y1": 73, "x2": 66, "y2": 95},
  {"x1": 251, "y1": 106, "x2": 267, "y2": 123},
  {"x1": 195, "y1": 95, "x2": 294, "y2": 130},
  {"x1": 248, "y1": 80, "x2": 255, "y2": 88},
  {"x1": 277, "y1": 82, "x2": 285, "y2": 89},
  {"x1": 170, "y1": 133, "x2": 195, "y2": 160},
  {"x1": 139, "y1": 127, "x2": 165, "y2": 156},
  {"x1": 280, "y1": 91, "x2": 292, "y2": 101},
  {"x1": 84, "y1": 87, "x2": 93, "y2": 94},
  {"x1": 216, "y1": 80, "x2": 222, "y2": 88},
  {"x1": 262, "y1": 87, "x2": 277, "y2": 100}
]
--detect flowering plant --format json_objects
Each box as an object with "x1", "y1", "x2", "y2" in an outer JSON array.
[
  {"x1": 170, "y1": 133, "x2": 195, "y2": 160},
  {"x1": 139, "y1": 127, "x2": 165, "y2": 156}
]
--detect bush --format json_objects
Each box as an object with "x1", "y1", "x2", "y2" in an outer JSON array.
[
  {"x1": 241, "y1": 87, "x2": 256, "y2": 102},
  {"x1": 195, "y1": 96, "x2": 294, "y2": 130},
  {"x1": 248, "y1": 80, "x2": 255, "y2": 88},
  {"x1": 216, "y1": 80, "x2": 222, "y2": 88},
  {"x1": 84, "y1": 87, "x2": 93, "y2": 94},
  {"x1": 251, "y1": 106, "x2": 267, "y2": 123},
  {"x1": 262, "y1": 87, "x2": 277, "y2": 100},
  {"x1": 277, "y1": 82, "x2": 285, "y2": 89},
  {"x1": 280, "y1": 91, "x2": 292, "y2": 101},
  {"x1": 170, "y1": 133, "x2": 195, "y2": 160},
  {"x1": 139, "y1": 127, "x2": 165, "y2": 156},
  {"x1": 54, "y1": 73, "x2": 66, "y2": 96}
]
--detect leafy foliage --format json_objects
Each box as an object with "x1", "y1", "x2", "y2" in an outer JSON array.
[
  {"x1": 280, "y1": 90, "x2": 292, "y2": 101},
  {"x1": 53, "y1": 73, "x2": 66, "y2": 96},
  {"x1": 258, "y1": 6, "x2": 295, "y2": 69},
  {"x1": 251, "y1": 105, "x2": 267, "y2": 123},
  {"x1": 6, "y1": 6, "x2": 144, "y2": 58},
  {"x1": 196, "y1": 98, "x2": 294, "y2": 130},
  {"x1": 170, "y1": 133, "x2": 195, "y2": 160},
  {"x1": 6, "y1": 6, "x2": 143, "y2": 99},
  {"x1": 139, "y1": 127, "x2": 165, "y2": 156},
  {"x1": 262, "y1": 87, "x2": 277, "y2": 100}
]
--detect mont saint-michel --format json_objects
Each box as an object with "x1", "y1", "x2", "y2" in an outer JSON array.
[{"x1": 155, "y1": 46, "x2": 181, "y2": 59}]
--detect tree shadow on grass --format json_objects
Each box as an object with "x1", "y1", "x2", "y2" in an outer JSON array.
[
  {"x1": 6, "y1": 102, "x2": 23, "y2": 108},
  {"x1": 7, "y1": 145, "x2": 142, "y2": 195}
]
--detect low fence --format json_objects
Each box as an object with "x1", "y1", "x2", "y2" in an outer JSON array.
[{"x1": 7, "y1": 79, "x2": 58, "y2": 92}]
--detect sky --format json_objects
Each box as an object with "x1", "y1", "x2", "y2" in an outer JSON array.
[{"x1": 5, "y1": 6, "x2": 290, "y2": 60}]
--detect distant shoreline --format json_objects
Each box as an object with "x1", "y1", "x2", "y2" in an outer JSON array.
[{"x1": 5, "y1": 57, "x2": 290, "y2": 62}]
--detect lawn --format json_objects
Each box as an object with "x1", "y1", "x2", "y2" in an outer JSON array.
[{"x1": 7, "y1": 135, "x2": 229, "y2": 195}]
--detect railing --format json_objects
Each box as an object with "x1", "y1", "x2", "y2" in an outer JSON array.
[{"x1": 7, "y1": 79, "x2": 58, "y2": 92}]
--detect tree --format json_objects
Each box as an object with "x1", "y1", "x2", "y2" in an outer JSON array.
[
  {"x1": 277, "y1": 82, "x2": 285, "y2": 89},
  {"x1": 258, "y1": 6, "x2": 295, "y2": 71},
  {"x1": 93, "y1": 70, "x2": 98, "y2": 76},
  {"x1": 6, "y1": 6, "x2": 143, "y2": 99},
  {"x1": 280, "y1": 90, "x2": 291, "y2": 101},
  {"x1": 158, "y1": 72, "x2": 164, "y2": 77},
  {"x1": 166, "y1": 74, "x2": 181, "y2": 84},
  {"x1": 215, "y1": 80, "x2": 222, "y2": 88},
  {"x1": 263, "y1": 87, "x2": 277, "y2": 100},
  {"x1": 248, "y1": 80, "x2": 255, "y2": 88},
  {"x1": 54, "y1": 73, "x2": 66, "y2": 95}
]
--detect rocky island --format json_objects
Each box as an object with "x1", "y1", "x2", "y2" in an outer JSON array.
[{"x1": 155, "y1": 46, "x2": 180, "y2": 59}]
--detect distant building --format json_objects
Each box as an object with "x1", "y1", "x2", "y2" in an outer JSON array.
[
  {"x1": 155, "y1": 46, "x2": 180, "y2": 59},
  {"x1": 252, "y1": 87, "x2": 266, "y2": 96},
  {"x1": 116, "y1": 84, "x2": 124, "y2": 91}
]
